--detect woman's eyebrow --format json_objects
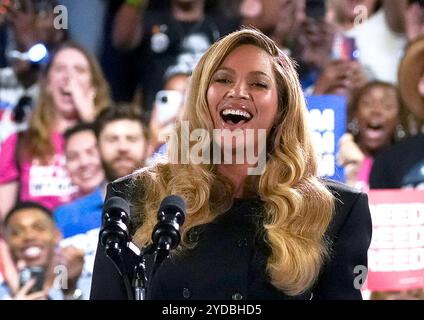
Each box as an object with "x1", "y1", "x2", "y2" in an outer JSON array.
[
  {"x1": 214, "y1": 67, "x2": 234, "y2": 73},
  {"x1": 249, "y1": 71, "x2": 272, "y2": 79},
  {"x1": 215, "y1": 68, "x2": 271, "y2": 79}
]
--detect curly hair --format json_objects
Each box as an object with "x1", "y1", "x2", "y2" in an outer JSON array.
[{"x1": 132, "y1": 28, "x2": 334, "y2": 296}]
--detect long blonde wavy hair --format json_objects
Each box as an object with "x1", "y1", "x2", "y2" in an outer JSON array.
[
  {"x1": 21, "y1": 41, "x2": 110, "y2": 163},
  {"x1": 133, "y1": 28, "x2": 335, "y2": 296}
]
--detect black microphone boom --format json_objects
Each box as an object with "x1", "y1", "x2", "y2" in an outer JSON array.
[
  {"x1": 100, "y1": 196, "x2": 131, "y2": 260},
  {"x1": 151, "y1": 195, "x2": 186, "y2": 274},
  {"x1": 98, "y1": 193, "x2": 186, "y2": 299},
  {"x1": 99, "y1": 195, "x2": 135, "y2": 299}
]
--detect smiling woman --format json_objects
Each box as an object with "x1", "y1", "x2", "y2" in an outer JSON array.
[
  {"x1": 0, "y1": 41, "x2": 111, "y2": 218},
  {"x1": 91, "y1": 28, "x2": 372, "y2": 300},
  {"x1": 338, "y1": 80, "x2": 406, "y2": 191},
  {"x1": 350, "y1": 81, "x2": 403, "y2": 156}
]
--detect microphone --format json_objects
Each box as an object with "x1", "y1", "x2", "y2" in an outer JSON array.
[
  {"x1": 151, "y1": 195, "x2": 186, "y2": 271},
  {"x1": 100, "y1": 196, "x2": 131, "y2": 259},
  {"x1": 98, "y1": 193, "x2": 185, "y2": 299},
  {"x1": 99, "y1": 195, "x2": 137, "y2": 299}
]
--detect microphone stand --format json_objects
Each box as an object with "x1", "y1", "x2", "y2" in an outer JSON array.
[
  {"x1": 133, "y1": 244, "x2": 155, "y2": 300},
  {"x1": 103, "y1": 194, "x2": 185, "y2": 300},
  {"x1": 103, "y1": 237, "x2": 135, "y2": 300},
  {"x1": 130, "y1": 241, "x2": 175, "y2": 300},
  {"x1": 105, "y1": 235, "x2": 172, "y2": 300}
]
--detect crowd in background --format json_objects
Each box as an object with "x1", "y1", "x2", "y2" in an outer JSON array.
[{"x1": 0, "y1": 0, "x2": 423, "y2": 300}]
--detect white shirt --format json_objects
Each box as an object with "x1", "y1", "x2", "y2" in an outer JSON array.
[{"x1": 345, "y1": 9, "x2": 407, "y2": 84}]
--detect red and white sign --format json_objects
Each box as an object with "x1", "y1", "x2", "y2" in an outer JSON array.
[{"x1": 366, "y1": 189, "x2": 424, "y2": 291}]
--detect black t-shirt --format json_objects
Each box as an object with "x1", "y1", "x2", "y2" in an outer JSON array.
[
  {"x1": 137, "y1": 10, "x2": 239, "y2": 115},
  {"x1": 369, "y1": 134, "x2": 424, "y2": 189},
  {"x1": 0, "y1": 25, "x2": 7, "y2": 68}
]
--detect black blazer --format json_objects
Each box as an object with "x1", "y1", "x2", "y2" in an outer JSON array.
[{"x1": 90, "y1": 175, "x2": 372, "y2": 300}]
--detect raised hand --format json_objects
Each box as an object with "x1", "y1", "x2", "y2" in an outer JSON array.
[
  {"x1": 12, "y1": 278, "x2": 47, "y2": 300},
  {"x1": 66, "y1": 76, "x2": 96, "y2": 122},
  {"x1": 4, "y1": 0, "x2": 38, "y2": 51}
]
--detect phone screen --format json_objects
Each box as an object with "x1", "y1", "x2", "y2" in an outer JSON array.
[
  {"x1": 155, "y1": 90, "x2": 183, "y2": 125},
  {"x1": 19, "y1": 266, "x2": 45, "y2": 293},
  {"x1": 332, "y1": 34, "x2": 359, "y2": 61}
]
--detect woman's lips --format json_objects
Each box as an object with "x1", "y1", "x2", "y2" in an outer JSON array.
[{"x1": 363, "y1": 127, "x2": 386, "y2": 141}]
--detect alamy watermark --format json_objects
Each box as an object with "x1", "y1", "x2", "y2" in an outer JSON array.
[
  {"x1": 353, "y1": 5, "x2": 369, "y2": 27},
  {"x1": 53, "y1": 5, "x2": 68, "y2": 30},
  {"x1": 353, "y1": 265, "x2": 368, "y2": 290},
  {"x1": 162, "y1": 121, "x2": 267, "y2": 175},
  {"x1": 53, "y1": 264, "x2": 69, "y2": 290}
]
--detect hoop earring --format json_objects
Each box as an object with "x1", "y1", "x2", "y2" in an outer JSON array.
[
  {"x1": 394, "y1": 124, "x2": 406, "y2": 142},
  {"x1": 348, "y1": 118, "x2": 359, "y2": 136}
]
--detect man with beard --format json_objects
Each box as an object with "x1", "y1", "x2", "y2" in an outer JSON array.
[
  {"x1": 95, "y1": 104, "x2": 147, "y2": 182},
  {"x1": 51, "y1": 105, "x2": 147, "y2": 297},
  {"x1": 54, "y1": 107, "x2": 147, "y2": 240}
]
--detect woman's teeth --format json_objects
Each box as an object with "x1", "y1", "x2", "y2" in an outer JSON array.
[
  {"x1": 222, "y1": 109, "x2": 252, "y2": 119},
  {"x1": 221, "y1": 109, "x2": 252, "y2": 124}
]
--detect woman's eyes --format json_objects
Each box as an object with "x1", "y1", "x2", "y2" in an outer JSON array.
[
  {"x1": 212, "y1": 78, "x2": 268, "y2": 88},
  {"x1": 75, "y1": 66, "x2": 89, "y2": 74},
  {"x1": 252, "y1": 82, "x2": 268, "y2": 88},
  {"x1": 213, "y1": 77, "x2": 232, "y2": 84}
]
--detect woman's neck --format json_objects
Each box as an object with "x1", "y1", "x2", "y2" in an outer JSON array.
[
  {"x1": 217, "y1": 164, "x2": 250, "y2": 198},
  {"x1": 54, "y1": 115, "x2": 78, "y2": 134}
]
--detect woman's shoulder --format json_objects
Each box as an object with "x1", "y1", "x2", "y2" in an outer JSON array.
[
  {"x1": 322, "y1": 178, "x2": 363, "y2": 198},
  {"x1": 322, "y1": 178, "x2": 367, "y2": 213},
  {"x1": 108, "y1": 172, "x2": 139, "y2": 198},
  {"x1": 108, "y1": 167, "x2": 154, "y2": 198},
  {"x1": 321, "y1": 178, "x2": 370, "y2": 238}
]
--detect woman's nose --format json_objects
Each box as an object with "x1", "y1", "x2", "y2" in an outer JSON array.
[
  {"x1": 61, "y1": 71, "x2": 71, "y2": 84},
  {"x1": 369, "y1": 104, "x2": 384, "y2": 116},
  {"x1": 228, "y1": 81, "x2": 250, "y2": 99}
]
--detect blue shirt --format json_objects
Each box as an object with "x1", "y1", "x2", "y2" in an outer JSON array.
[{"x1": 54, "y1": 187, "x2": 104, "y2": 238}]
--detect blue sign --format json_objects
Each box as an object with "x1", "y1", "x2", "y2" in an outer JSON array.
[
  {"x1": 306, "y1": 95, "x2": 347, "y2": 182},
  {"x1": 0, "y1": 101, "x2": 11, "y2": 110}
]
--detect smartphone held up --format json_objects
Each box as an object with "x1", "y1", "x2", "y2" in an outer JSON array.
[
  {"x1": 155, "y1": 90, "x2": 184, "y2": 125},
  {"x1": 332, "y1": 34, "x2": 359, "y2": 61},
  {"x1": 19, "y1": 266, "x2": 45, "y2": 293}
]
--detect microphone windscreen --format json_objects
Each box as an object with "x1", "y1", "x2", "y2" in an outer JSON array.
[
  {"x1": 159, "y1": 195, "x2": 186, "y2": 221},
  {"x1": 103, "y1": 196, "x2": 130, "y2": 215}
]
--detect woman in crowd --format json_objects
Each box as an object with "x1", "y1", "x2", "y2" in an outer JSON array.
[
  {"x1": 337, "y1": 81, "x2": 405, "y2": 191},
  {"x1": 0, "y1": 42, "x2": 111, "y2": 218},
  {"x1": 370, "y1": 36, "x2": 424, "y2": 190}
]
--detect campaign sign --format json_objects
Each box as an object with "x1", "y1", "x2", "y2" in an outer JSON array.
[
  {"x1": 366, "y1": 189, "x2": 424, "y2": 291},
  {"x1": 306, "y1": 95, "x2": 346, "y2": 182}
]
